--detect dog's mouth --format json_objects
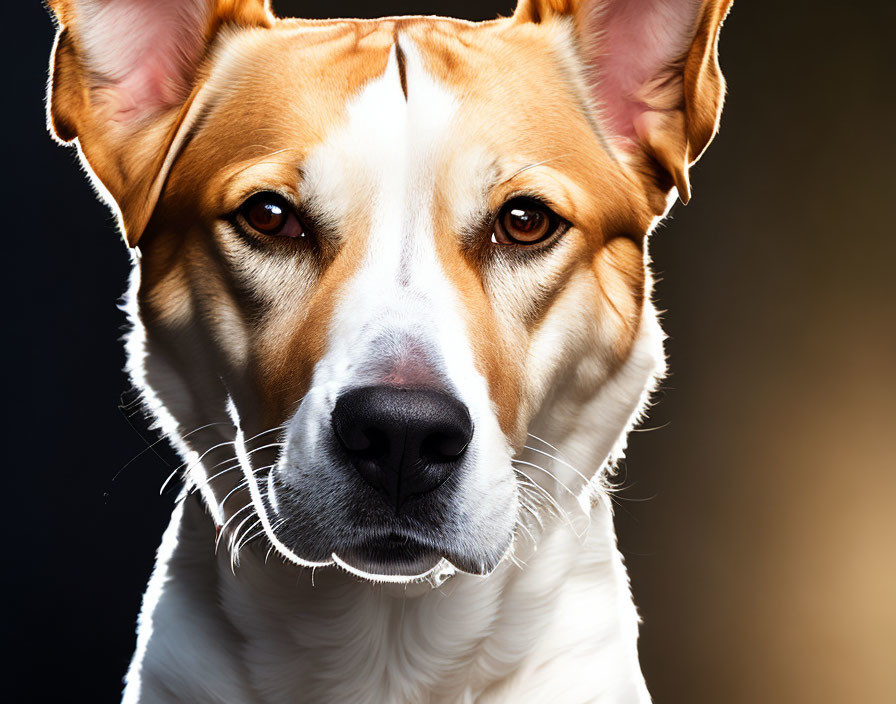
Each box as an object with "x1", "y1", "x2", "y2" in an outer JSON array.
[
  {"x1": 334, "y1": 532, "x2": 443, "y2": 578},
  {"x1": 249, "y1": 446, "x2": 514, "y2": 582}
]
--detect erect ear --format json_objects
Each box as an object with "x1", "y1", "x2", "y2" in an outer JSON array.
[
  {"x1": 47, "y1": 0, "x2": 272, "y2": 245},
  {"x1": 515, "y1": 0, "x2": 732, "y2": 205}
]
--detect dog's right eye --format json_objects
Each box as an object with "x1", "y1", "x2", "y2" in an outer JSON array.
[{"x1": 238, "y1": 193, "x2": 305, "y2": 239}]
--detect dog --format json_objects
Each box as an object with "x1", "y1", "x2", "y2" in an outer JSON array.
[{"x1": 46, "y1": 0, "x2": 732, "y2": 701}]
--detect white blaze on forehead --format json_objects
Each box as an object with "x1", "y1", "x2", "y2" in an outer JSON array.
[
  {"x1": 302, "y1": 38, "x2": 489, "y2": 407},
  {"x1": 303, "y1": 39, "x2": 507, "y2": 461},
  {"x1": 302, "y1": 39, "x2": 455, "y2": 255}
]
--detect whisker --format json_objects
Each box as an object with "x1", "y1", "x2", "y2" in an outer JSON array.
[
  {"x1": 630, "y1": 422, "x2": 671, "y2": 433},
  {"x1": 114, "y1": 421, "x2": 232, "y2": 483},
  {"x1": 117, "y1": 405, "x2": 176, "y2": 475},
  {"x1": 238, "y1": 441, "x2": 286, "y2": 457},
  {"x1": 198, "y1": 438, "x2": 284, "y2": 480},
  {"x1": 518, "y1": 491, "x2": 547, "y2": 522},
  {"x1": 194, "y1": 442, "x2": 284, "y2": 482},
  {"x1": 160, "y1": 437, "x2": 239, "y2": 495},
  {"x1": 214, "y1": 463, "x2": 275, "y2": 506},
  {"x1": 505, "y1": 538, "x2": 527, "y2": 570},
  {"x1": 237, "y1": 522, "x2": 269, "y2": 558},
  {"x1": 522, "y1": 445, "x2": 590, "y2": 485},
  {"x1": 240, "y1": 425, "x2": 289, "y2": 447},
  {"x1": 220, "y1": 479, "x2": 249, "y2": 508},
  {"x1": 526, "y1": 432, "x2": 567, "y2": 458},
  {"x1": 512, "y1": 459, "x2": 577, "y2": 500},
  {"x1": 514, "y1": 467, "x2": 585, "y2": 536},
  {"x1": 515, "y1": 476, "x2": 552, "y2": 515},
  {"x1": 229, "y1": 514, "x2": 259, "y2": 571},
  {"x1": 191, "y1": 462, "x2": 241, "y2": 491},
  {"x1": 234, "y1": 517, "x2": 264, "y2": 556},
  {"x1": 166, "y1": 426, "x2": 286, "y2": 496},
  {"x1": 513, "y1": 467, "x2": 567, "y2": 517},
  {"x1": 215, "y1": 504, "x2": 254, "y2": 554},
  {"x1": 515, "y1": 511, "x2": 538, "y2": 547}
]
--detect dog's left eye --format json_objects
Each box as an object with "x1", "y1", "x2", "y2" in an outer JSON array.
[
  {"x1": 492, "y1": 198, "x2": 563, "y2": 246},
  {"x1": 238, "y1": 193, "x2": 304, "y2": 238}
]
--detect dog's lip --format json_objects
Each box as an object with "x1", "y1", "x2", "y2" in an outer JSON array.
[
  {"x1": 335, "y1": 532, "x2": 443, "y2": 578},
  {"x1": 329, "y1": 529, "x2": 509, "y2": 581}
]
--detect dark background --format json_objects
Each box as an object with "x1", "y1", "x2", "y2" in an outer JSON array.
[{"x1": 8, "y1": 1, "x2": 895, "y2": 701}]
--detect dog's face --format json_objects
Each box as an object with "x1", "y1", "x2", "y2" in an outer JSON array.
[{"x1": 48, "y1": 0, "x2": 730, "y2": 579}]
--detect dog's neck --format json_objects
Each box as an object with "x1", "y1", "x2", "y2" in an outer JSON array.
[{"x1": 124, "y1": 490, "x2": 650, "y2": 703}]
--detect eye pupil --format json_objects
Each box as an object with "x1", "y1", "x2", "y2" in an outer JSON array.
[
  {"x1": 507, "y1": 208, "x2": 543, "y2": 233},
  {"x1": 247, "y1": 200, "x2": 285, "y2": 233}
]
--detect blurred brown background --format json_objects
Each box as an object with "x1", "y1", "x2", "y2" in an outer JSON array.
[{"x1": 7, "y1": 1, "x2": 894, "y2": 701}]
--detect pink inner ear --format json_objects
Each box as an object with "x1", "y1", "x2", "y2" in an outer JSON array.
[
  {"x1": 78, "y1": 0, "x2": 213, "y2": 120},
  {"x1": 583, "y1": 0, "x2": 701, "y2": 143}
]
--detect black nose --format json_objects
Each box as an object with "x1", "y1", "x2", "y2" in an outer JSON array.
[{"x1": 331, "y1": 386, "x2": 473, "y2": 512}]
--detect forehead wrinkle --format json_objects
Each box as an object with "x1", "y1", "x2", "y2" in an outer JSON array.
[{"x1": 310, "y1": 35, "x2": 458, "y2": 278}]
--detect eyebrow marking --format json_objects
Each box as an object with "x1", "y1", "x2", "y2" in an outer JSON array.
[
  {"x1": 497, "y1": 154, "x2": 573, "y2": 187},
  {"x1": 217, "y1": 148, "x2": 305, "y2": 198}
]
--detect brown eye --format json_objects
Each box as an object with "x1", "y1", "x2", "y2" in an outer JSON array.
[
  {"x1": 492, "y1": 198, "x2": 560, "y2": 245},
  {"x1": 240, "y1": 193, "x2": 304, "y2": 238}
]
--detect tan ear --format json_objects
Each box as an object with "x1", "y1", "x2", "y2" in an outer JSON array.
[
  {"x1": 46, "y1": 0, "x2": 273, "y2": 246},
  {"x1": 515, "y1": 0, "x2": 732, "y2": 205}
]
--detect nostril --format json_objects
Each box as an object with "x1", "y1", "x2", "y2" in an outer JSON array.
[
  {"x1": 338, "y1": 425, "x2": 389, "y2": 459},
  {"x1": 332, "y1": 397, "x2": 392, "y2": 459},
  {"x1": 421, "y1": 431, "x2": 470, "y2": 463},
  {"x1": 333, "y1": 419, "x2": 370, "y2": 453},
  {"x1": 362, "y1": 429, "x2": 390, "y2": 460}
]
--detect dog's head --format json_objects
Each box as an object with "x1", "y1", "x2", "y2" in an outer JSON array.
[{"x1": 48, "y1": 0, "x2": 730, "y2": 579}]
